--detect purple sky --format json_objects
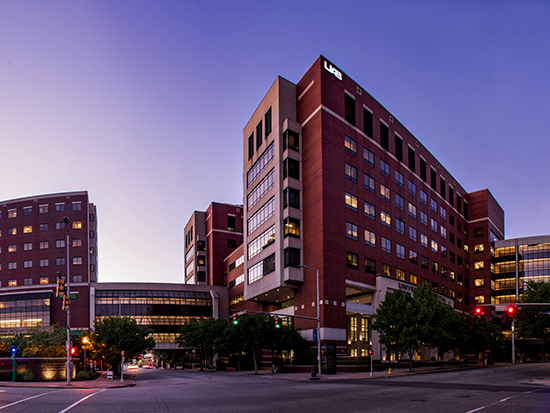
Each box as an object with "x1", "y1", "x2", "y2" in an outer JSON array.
[{"x1": 1, "y1": 1, "x2": 549, "y2": 283}]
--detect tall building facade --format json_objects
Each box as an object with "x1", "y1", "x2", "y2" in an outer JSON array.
[
  {"x1": 184, "y1": 202, "x2": 243, "y2": 286},
  {"x1": 0, "y1": 191, "x2": 98, "y2": 333},
  {"x1": 242, "y1": 56, "x2": 505, "y2": 358}
]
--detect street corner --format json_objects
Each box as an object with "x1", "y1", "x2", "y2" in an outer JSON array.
[{"x1": 521, "y1": 378, "x2": 550, "y2": 386}]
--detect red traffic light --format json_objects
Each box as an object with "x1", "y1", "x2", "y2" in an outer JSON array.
[
  {"x1": 474, "y1": 307, "x2": 483, "y2": 316},
  {"x1": 507, "y1": 306, "x2": 516, "y2": 315},
  {"x1": 70, "y1": 347, "x2": 77, "y2": 356},
  {"x1": 369, "y1": 350, "x2": 374, "y2": 355}
]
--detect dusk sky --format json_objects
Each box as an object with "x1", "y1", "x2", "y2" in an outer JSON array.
[{"x1": 1, "y1": 1, "x2": 549, "y2": 283}]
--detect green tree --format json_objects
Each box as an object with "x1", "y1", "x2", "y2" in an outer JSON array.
[
  {"x1": 93, "y1": 316, "x2": 155, "y2": 373},
  {"x1": 457, "y1": 315, "x2": 503, "y2": 365},
  {"x1": 17, "y1": 324, "x2": 67, "y2": 357},
  {"x1": 517, "y1": 280, "x2": 550, "y2": 350}
]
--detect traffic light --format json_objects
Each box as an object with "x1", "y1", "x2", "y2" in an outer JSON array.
[
  {"x1": 62, "y1": 294, "x2": 70, "y2": 311},
  {"x1": 70, "y1": 346, "x2": 77, "y2": 356},
  {"x1": 275, "y1": 317, "x2": 281, "y2": 328},
  {"x1": 56, "y1": 273, "x2": 66, "y2": 298},
  {"x1": 474, "y1": 307, "x2": 483, "y2": 317},
  {"x1": 507, "y1": 305, "x2": 517, "y2": 317},
  {"x1": 232, "y1": 314, "x2": 238, "y2": 325}
]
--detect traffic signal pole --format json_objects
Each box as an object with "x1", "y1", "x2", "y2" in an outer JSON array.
[{"x1": 64, "y1": 216, "x2": 71, "y2": 387}]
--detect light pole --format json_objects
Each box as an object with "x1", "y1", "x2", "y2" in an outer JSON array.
[
  {"x1": 299, "y1": 264, "x2": 321, "y2": 379},
  {"x1": 64, "y1": 216, "x2": 71, "y2": 386},
  {"x1": 82, "y1": 336, "x2": 89, "y2": 372}
]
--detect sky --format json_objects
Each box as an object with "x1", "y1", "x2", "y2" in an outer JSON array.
[{"x1": 1, "y1": 1, "x2": 549, "y2": 283}]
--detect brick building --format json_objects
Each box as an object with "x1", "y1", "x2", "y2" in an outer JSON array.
[{"x1": 241, "y1": 56, "x2": 504, "y2": 359}]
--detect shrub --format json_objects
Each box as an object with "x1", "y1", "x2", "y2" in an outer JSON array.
[
  {"x1": 76, "y1": 371, "x2": 99, "y2": 381},
  {"x1": 16, "y1": 369, "x2": 34, "y2": 382}
]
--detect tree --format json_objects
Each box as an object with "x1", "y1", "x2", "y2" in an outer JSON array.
[
  {"x1": 93, "y1": 316, "x2": 155, "y2": 373},
  {"x1": 457, "y1": 315, "x2": 503, "y2": 365},
  {"x1": 517, "y1": 280, "x2": 550, "y2": 351},
  {"x1": 17, "y1": 324, "x2": 66, "y2": 357}
]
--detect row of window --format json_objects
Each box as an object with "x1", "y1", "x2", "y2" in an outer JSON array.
[
  {"x1": 1, "y1": 257, "x2": 85, "y2": 270},
  {"x1": 1, "y1": 239, "x2": 85, "y2": 253},
  {"x1": 2, "y1": 202, "x2": 83, "y2": 219},
  {"x1": 2, "y1": 274, "x2": 84, "y2": 287},
  {"x1": 247, "y1": 107, "x2": 272, "y2": 160},
  {"x1": 0, "y1": 221, "x2": 84, "y2": 236}
]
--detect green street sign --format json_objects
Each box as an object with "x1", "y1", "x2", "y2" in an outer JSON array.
[{"x1": 70, "y1": 294, "x2": 77, "y2": 299}]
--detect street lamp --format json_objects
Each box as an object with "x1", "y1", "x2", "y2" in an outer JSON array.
[
  {"x1": 82, "y1": 336, "x2": 89, "y2": 372},
  {"x1": 64, "y1": 216, "x2": 72, "y2": 387},
  {"x1": 299, "y1": 264, "x2": 321, "y2": 379}
]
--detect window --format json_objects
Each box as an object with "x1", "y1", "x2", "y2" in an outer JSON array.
[
  {"x1": 431, "y1": 240, "x2": 438, "y2": 253},
  {"x1": 408, "y1": 180, "x2": 416, "y2": 196},
  {"x1": 381, "y1": 237, "x2": 391, "y2": 253},
  {"x1": 227, "y1": 239, "x2": 237, "y2": 248},
  {"x1": 8, "y1": 209, "x2": 17, "y2": 218},
  {"x1": 421, "y1": 256, "x2": 428, "y2": 269},
  {"x1": 430, "y1": 199, "x2": 437, "y2": 212},
  {"x1": 39, "y1": 223, "x2": 49, "y2": 232},
  {"x1": 475, "y1": 261, "x2": 485, "y2": 271},
  {"x1": 420, "y1": 158, "x2": 427, "y2": 182},
  {"x1": 421, "y1": 233, "x2": 428, "y2": 247},
  {"x1": 450, "y1": 270, "x2": 456, "y2": 282},
  {"x1": 23, "y1": 207, "x2": 32, "y2": 216},
  {"x1": 23, "y1": 225, "x2": 32, "y2": 234},
  {"x1": 408, "y1": 203, "x2": 417, "y2": 218},
  {"x1": 345, "y1": 193, "x2": 358, "y2": 211},
  {"x1": 474, "y1": 278, "x2": 485, "y2": 287},
  {"x1": 431, "y1": 168, "x2": 437, "y2": 191},
  {"x1": 432, "y1": 282, "x2": 438, "y2": 292},
  {"x1": 248, "y1": 143, "x2": 275, "y2": 187},
  {"x1": 420, "y1": 211, "x2": 428, "y2": 226},
  {"x1": 345, "y1": 94, "x2": 356, "y2": 125},
  {"x1": 409, "y1": 250, "x2": 418, "y2": 264},
  {"x1": 457, "y1": 274, "x2": 463, "y2": 286},
  {"x1": 363, "y1": 147, "x2": 374, "y2": 166},
  {"x1": 39, "y1": 241, "x2": 49, "y2": 249},
  {"x1": 474, "y1": 244, "x2": 485, "y2": 253},
  {"x1": 440, "y1": 207, "x2": 447, "y2": 220},
  {"x1": 248, "y1": 197, "x2": 275, "y2": 235},
  {"x1": 432, "y1": 261, "x2": 439, "y2": 274},
  {"x1": 394, "y1": 134, "x2": 403, "y2": 162},
  {"x1": 365, "y1": 230, "x2": 376, "y2": 247},
  {"x1": 450, "y1": 251, "x2": 456, "y2": 263},
  {"x1": 475, "y1": 295, "x2": 485, "y2": 304},
  {"x1": 364, "y1": 174, "x2": 375, "y2": 192},
  {"x1": 395, "y1": 194, "x2": 404, "y2": 210},
  {"x1": 8, "y1": 245, "x2": 16, "y2": 253},
  {"x1": 248, "y1": 133, "x2": 254, "y2": 160},
  {"x1": 39, "y1": 259, "x2": 49, "y2": 267},
  {"x1": 396, "y1": 244, "x2": 405, "y2": 259},
  {"x1": 72, "y1": 221, "x2": 82, "y2": 229},
  {"x1": 284, "y1": 218, "x2": 300, "y2": 238},
  {"x1": 408, "y1": 147, "x2": 415, "y2": 173},
  {"x1": 256, "y1": 120, "x2": 263, "y2": 149},
  {"x1": 283, "y1": 188, "x2": 300, "y2": 209},
  {"x1": 282, "y1": 129, "x2": 299, "y2": 152},
  {"x1": 8, "y1": 227, "x2": 16, "y2": 236},
  {"x1": 345, "y1": 163, "x2": 357, "y2": 183},
  {"x1": 464, "y1": 201, "x2": 468, "y2": 220},
  {"x1": 56, "y1": 258, "x2": 66, "y2": 266},
  {"x1": 363, "y1": 108, "x2": 373, "y2": 137},
  {"x1": 346, "y1": 222, "x2": 358, "y2": 240},
  {"x1": 344, "y1": 135, "x2": 357, "y2": 154},
  {"x1": 346, "y1": 251, "x2": 359, "y2": 269},
  {"x1": 410, "y1": 274, "x2": 418, "y2": 284},
  {"x1": 431, "y1": 218, "x2": 437, "y2": 232},
  {"x1": 441, "y1": 245, "x2": 447, "y2": 258},
  {"x1": 284, "y1": 248, "x2": 301, "y2": 268},
  {"x1": 396, "y1": 219, "x2": 404, "y2": 235},
  {"x1": 197, "y1": 256, "x2": 206, "y2": 266},
  {"x1": 365, "y1": 258, "x2": 376, "y2": 274},
  {"x1": 72, "y1": 202, "x2": 82, "y2": 211},
  {"x1": 382, "y1": 264, "x2": 391, "y2": 276},
  {"x1": 40, "y1": 277, "x2": 49, "y2": 284},
  {"x1": 55, "y1": 203, "x2": 65, "y2": 212},
  {"x1": 73, "y1": 275, "x2": 83, "y2": 283},
  {"x1": 23, "y1": 260, "x2": 33, "y2": 269},
  {"x1": 56, "y1": 222, "x2": 65, "y2": 230},
  {"x1": 393, "y1": 173, "x2": 403, "y2": 190},
  {"x1": 265, "y1": 107, "x2": 272, "y2": 137},
  {"x1": 228, "y1": 215, "x2": 236, "y2": 232},
  {"x1": 380, "y1": 159, "x2": 390, "y2": 177},
  {"x1": 457, "y1": 194, "x2": 462, "y2": 214},
  {"x1": 474, "y1": 227, "x2": 484, "y2": 238},
  {"x1": 364, "y1": 202, "x2": 375, "y2": 219},
  {"x1": 282, "y1": 158, "x2": 299, "y2": 181},
  {"x1": 56, "y1": 240, "x2": 66, "y2": 248},
  {"x1": 449, "y1": 214, "x2": 455, "y2": 226},
  {"x1": 90, "y1": 230, "x2": 95, "y2": 238},
  {"x1": 380, "y1": 122, "x2": 389, "y2": 150},
  {"x1": 380, "y1": 211, "x2": 391, "y2": 228},
  {"x1": 396, "y1": 268, "x2": 405, "y2": 280},
  {"x1": 8, "y1": 262, "x2": 17, "y2": 270},
  {"x1": 39, "y1": 204, "x2": 49, "y2": 214},
  {"x1": 420, "y1": 190, "x2": 427, "y2": 205},
  {"x1": 8, "y1": 279, "x2": 16, "y2": 287},
  {"x1": 450, "y1": 233, "x2": 455, "y2": 244},
  {"x1": 249, "y1": 169, "x2": 275, "y2": 209},
  {"x1": 409, "y1": 226, "x2": 417, "y2": 241},
  {"x1": 449, "y1": 186, "x2": 454, "y2": 206},
  {"x1": 440, "y1": 226, "x2": 447, "y2": 239},
  {"x1": 441, "y1": 266, "x2": 447, "y2": 278},
  {"x1": 23, "y1": 242, "x2": 32, "y2": 251},
  {"x1": 380, "y1": 184, "x2": 390, "y2": 202}
]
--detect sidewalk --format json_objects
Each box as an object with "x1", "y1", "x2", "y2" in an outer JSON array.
[{"x1": 0, "y1": 372, "x2": 135, "y2": 389}]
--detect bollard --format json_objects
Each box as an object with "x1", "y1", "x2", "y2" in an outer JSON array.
[
  {"x1": 388, "y1": 367, "x2": 391, "y2": 375},
  {"x1": 310, "y1": 366, "x2": 320, "y2": 380}
]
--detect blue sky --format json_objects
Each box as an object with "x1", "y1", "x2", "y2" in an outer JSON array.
[{"x1": 1, "y1": 1, "x2": 549, "y2": 283}]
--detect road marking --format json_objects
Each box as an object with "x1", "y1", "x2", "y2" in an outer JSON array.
[
  {"x1": 464, "y1": 389, "x2": 543, "y2": 413},
  {"x1": 0, "y1": 390, "x2": 64, "y2": 410},
  {"x1": 57, "y1": 389, "x2": 108, "y2": 413}
]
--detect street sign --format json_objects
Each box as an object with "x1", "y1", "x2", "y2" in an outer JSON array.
[
  {"x1": 312, "y1": 328, "x2": 318, "y2": 343},
  {"x1": 70, "y1": 294, "x2": 77, "y2": 299}
]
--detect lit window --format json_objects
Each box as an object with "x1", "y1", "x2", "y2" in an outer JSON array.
[
  {"x1": 382, "y1": 263, "x2": 391, "y2": 276},
  {"x1": 56, "y1": 240, "x2": 66, "y2": 248},
  {"x1": 39, "y1": 241, "x2": 49, "y2": 250},
  {"x1": 8, "y1": 209, "x2": 17, "y2": 218},
  {"x1": 364, "y1": 202, "x2": 375, "y2": 219},
  {"x1": 8, "y1": 279, "x2": 17, "y2": 287},
  {"x1": 346, "y1": 222, "x2": 358, "y2": 240},
  {"x1": 409, "y1": 250, "x2": 418, "y2": 264},
  {"x1": 346, "y1": 252, "x2": 359, "y2": 269},
  {"x1": 475, "y1": 295, "x2": 485, "y2": 304},
  {"x1": 40, "y1": 277, "x2": 49, "y2": 284},
  {"x1": 450, "y1": 271, "x2": 456, "y2": 281},
  {"x1": 364, "y1": 174, "x2": 375, "y2": 192},
  {"x1": 55, "y1": 203, "x2": 65, "y2": 212},
  {"x1": 365, "y1": 230, "x2": 376, "y2": 247},
  {"x1": 396, "y1": 244, "x2": 405, "y2": 259},
  {"x1": 441, "y1": 266, "x2": 448, "y2": 277},
  {"x1": 441, "y1": 226, "x2": 447, "y2": 239},
  {"x1": 408, "y1": 203, "x2": 417, "y2": 218},
  {"x1": 396, "y1": 268, "x2": 405, "y2": 280},
  {"x1": 23, "y1": 226, "x2": 32, "y2": 234},
  {"x1": 431, "y1": 240, "x2": 438, "y2": 253},
  {"x1": 8, "y1": 227, "x2": 17, "y2": 236},
  {"x1": 474, "y1": 261, "x2": 485, "y2": 270},
  {"x1": 23, "y1": 260, "x2": 33, "y2": 269},
  {"x1": 410, "y1": 274, "x2": 418, "y2": 284},
  {"x1": 421, "y1": 234, "x2": 428, "y2": 247},
  {"x1": 8, "y1": 245, "x2": 17, "y2": 253},
  {"x1": 475, "y1": 278, "x2": 484, "y2": 287},
  {"x1": 72, "y1": 221, "x2": 82, "y2": 229},
  {"x1": 72, "y1": 238, "x2": 83, "y2": 247},
  {"x1": 344, "y1": 135, "x2": 357, "y2": 154},
  {"x1": 381, "y1": 237, "x2": 391, "y2": 253},
  {"x1": 73, "y1": 257, "x2": 83, "y2": 265},
  {"x1": 380, "y1": 211, "x2": 391, "y2": 228},
  {"x1": 380, "y1": 184, "x2": 390, "y2": 202},
  {"x1": 365, "y1": 257, "x2": 376, "y2": 274},
  {"x1": 284, "y1": 218, "x2": 300, "y2": 238},
  {"x1": 39, "y1": 204, "x2": 49, "y2": 214},
  {"x1": 432, "y1": 261, "x2": 439, "y2": 274},
  {"x1": 345, "y1": 193, "x2": 358, "y2": 211},
  {"x1": 474, "y1": 244, "x2": 485, "y2": 253},
  {"x1": 23, "y1": 242, "x2": 32, "y2": 251}
]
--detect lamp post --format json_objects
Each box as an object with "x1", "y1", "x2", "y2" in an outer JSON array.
[
  {"x1": 11, "y1": 347, "x2": 16, "y2": 382},
  {"x1": 64, "y1": 216, "x2": 71, "y2": 386},
  {"x1": 299, "y1": 264, "x2": 321, "y2": 379},
  {"x1": 82, "y1": 336, "x2": 89, "y2": 372}
]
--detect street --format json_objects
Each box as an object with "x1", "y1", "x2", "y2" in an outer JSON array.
[{"x1": 1, "y1": 364, "x2": 549, "y2": 412}]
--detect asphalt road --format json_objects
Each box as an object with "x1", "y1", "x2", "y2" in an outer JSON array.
[{"x1": 1, "y1": 364, "x2": 549, "y2": 412}]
